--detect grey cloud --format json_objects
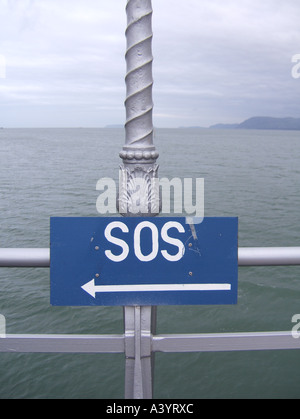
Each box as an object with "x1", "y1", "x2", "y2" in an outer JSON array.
[{"x1": 0, "y1": 0, "x2": 299, "y2": 127}]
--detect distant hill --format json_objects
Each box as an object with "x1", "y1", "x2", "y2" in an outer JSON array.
[
  {"x1": 239, "y1": 117, "x2": 300, "y2": 130},
  {"x1": 209, "y1": 123, "x2": 239, "y2": 129},
  {"x1": 105, "y1": 124, "x2": 123, "y2": 128},
  {"x1": 209, "y1": 116, "x2": 300, "y2": 131},
  {"x1": 178, "y1": 126, "x2": 206, "y2": 129}
]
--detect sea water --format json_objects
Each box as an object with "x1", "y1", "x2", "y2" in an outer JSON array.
[{"x1": 0, "y1": 127, "x2": 300, "y2": 399}]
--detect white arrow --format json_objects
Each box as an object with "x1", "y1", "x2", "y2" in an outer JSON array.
[{"x1": 81, "y1": 279, "x2": 231, "y2": 299}]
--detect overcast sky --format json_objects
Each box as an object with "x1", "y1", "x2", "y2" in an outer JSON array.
[{"x1": 0, "y1": 0, "x2": 299, "y2": 128}]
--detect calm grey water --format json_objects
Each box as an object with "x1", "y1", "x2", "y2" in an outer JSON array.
[{"x1": 0, "y1": 127, "x2": 300, "y2": 399}]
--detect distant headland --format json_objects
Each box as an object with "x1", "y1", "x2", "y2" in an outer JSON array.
[
  {"x1": 179, "y1": 117, "x2": 300, "y2": 130},
  {"x1": 209, "y1": 116, "x2": 300, "y2": 131}
]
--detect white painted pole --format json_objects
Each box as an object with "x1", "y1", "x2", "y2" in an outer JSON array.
[{"x1": 120, "y1": 0, "x2": 158, "y2": 400}]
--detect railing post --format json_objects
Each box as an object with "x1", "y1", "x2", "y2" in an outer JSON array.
[
  {"x1": 120, "y1": 0, "x2": 158, "y2": 399},
  {"x1": 124, "y1": 306, "x2": 156, "y2": 399}
]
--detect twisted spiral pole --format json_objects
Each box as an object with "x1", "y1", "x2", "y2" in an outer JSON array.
[
  {"x1": 124, "y1": 0, "x2": 154, "y2": 150},
  {"x1": 118, "y1": 0, "x2": 160, "y2": 216}
]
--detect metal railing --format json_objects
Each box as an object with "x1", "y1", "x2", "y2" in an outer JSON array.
[
  {"x1": 1, "y1": 246, "x2": 300, "y2": 399},
  {"x1": 2, "y1": 246, "x2": 300, "y2": 267}
]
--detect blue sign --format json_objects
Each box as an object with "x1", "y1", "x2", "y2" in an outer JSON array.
[{"x1": 50, "y1": 217, "x2": 238, "y2": 306}]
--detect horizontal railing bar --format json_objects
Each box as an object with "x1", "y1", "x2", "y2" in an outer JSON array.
[
  {"x1": 238, "y1": 247, "x2": 300, "y2": 266},
  {"x1": 0, "y1": 248, "x2": 50, "y2": 267},
  {"x1": 1, "y1": 247, "x2": 300, "y2": 268},
  {"x1": 0, "y1": 334, "x2": 125, "y2": 354},
  {"x1": 152, "y1": 331, "x2": 300, "y2": 353},
  {"x1": 1, "y1": 332, "x2": 299, "y2": 354}
]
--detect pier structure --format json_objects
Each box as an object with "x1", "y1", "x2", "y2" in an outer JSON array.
[{"x1": 1, "y1": 0, "x2": 300, "y2": 399}]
